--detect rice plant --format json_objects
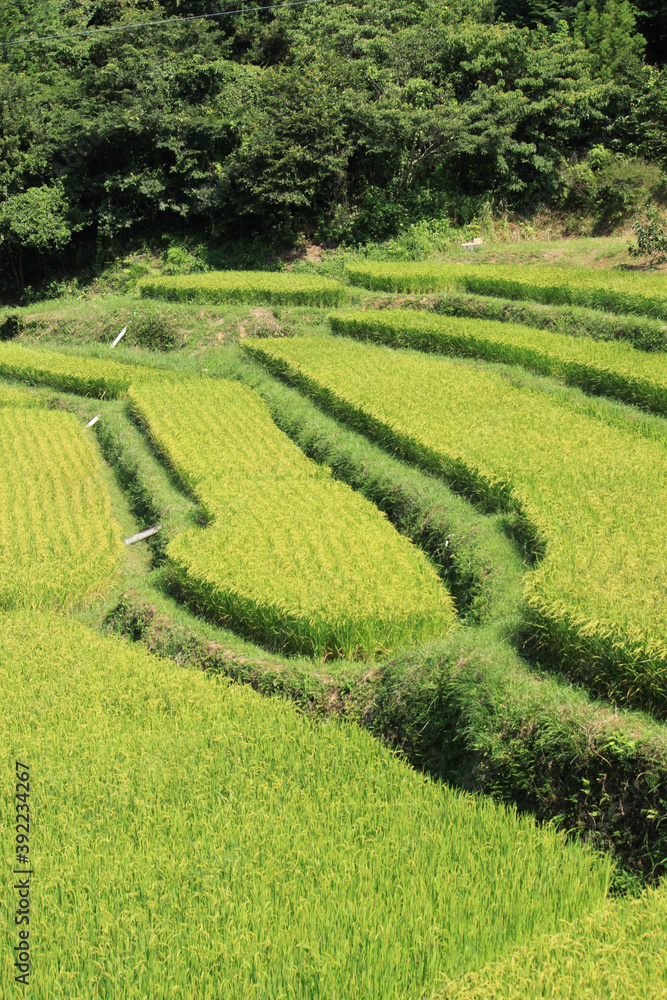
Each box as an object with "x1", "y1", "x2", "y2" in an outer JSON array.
[
  {"x1": 0, "y1": 341, "x2": 172, "y2": 398},
  {"x1": 138, "y1": 270, "x2": 346, "y2": 307},
  {"x1": 345, "y1": 261, "x2": 667, "y2": 320},
  {"x1": 0, "y1": 408, "x2": 123, "y2": 610},
  {"x1": 0, "y1": 382, "x2": 42, "y2": 408},
  {"x1": 128, "y1": 377, "x2": 456, "y2": 658},
  {"x1": 0, "y1": 611, "x2": 611, "y2": 999},
  {"x1": 330, "y1": 308, "x2": 667, "y2": 416},
  {"x1": 441, "y1": 885, "x2": 667, "y2": 1000},
  {"x1": 246, "y1": 335, "x2": 667, "y2": 714}
]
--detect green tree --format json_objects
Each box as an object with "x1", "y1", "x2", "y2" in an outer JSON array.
[
  {"x1": 573, "y1": 0, "x2": 645, "y2": 81},
  {"x1": 0, "y1": 184, "x2": 71, "y2": 293}
]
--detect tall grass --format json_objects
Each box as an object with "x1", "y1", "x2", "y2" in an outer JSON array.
[
  {"x1": 0, "y1": 407, "x2": 123, "y2": 610},
  {"x1": 246, "y1": 335, "x2": 667, "y2": 714},
  {"x1": 128, "y1": 377, "x2": 457, "y2": 658},
  {"x1": 330, "y1": 308, "x2": 667, "y2": 416},
  {"x1": 0, "y1": 612, "x2": 611, "y2": 999}
]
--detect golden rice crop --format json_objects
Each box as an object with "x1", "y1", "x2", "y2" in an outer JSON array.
[
  {"x1": 246, "y1": 335, "x2": 667, "y2": 713},
  {"x1": 330, "y1": 308, "x2": 667, "y2": 416},
  {"x1": 128, "y1": 377, "x2": 456, "y2": 658},
  {"x1": 0, "y1": 408, "x2": 123, "y2": 610},
  {"x1": 0, "y1": 341, "x2": 172, "y2": 398},
  {"x1": 138, "y1": 269, "x2": 346, "y2": 306},
  {"x1": 441, "y1": 886, "x2": 667, "y2": 1000},
  {"x1": 0, "y1": 382, "x2": 42, "y2": 408},
  {"x1": 345, "y1": 261, "x2": 667, "y2": 320},
  {"x1": 0, "y1": 611, "x2": 611, "y2": 999}
]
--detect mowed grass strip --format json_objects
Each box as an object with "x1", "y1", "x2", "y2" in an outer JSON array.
[
  {"x1": 345, "y1": 261, "x2": 667, "y2": 321},
  {"x1": 440, "y1": 886, "x2": 667, "y2": 1000},
  {"x1": 245, "y1": 336, "x2": 667, "y2": 713},
  {"x1": 0, "y1": 341, "x2": 172, "y2": 398},
  {"x1": 0, "y1": 408, "x2": 123, "y2": 610},
  {"x1": 138, "y1": 269, "x2": 346, "y2": 306},
  {"x1": 330, "y1": 309, "x2": 667, "y2": 416},
  {"x1": 0, "y1": 612, "x2": 611, "y2": 999},
  {"x1": 128, "y1": 378, "x2": 456, "y2": 658}
]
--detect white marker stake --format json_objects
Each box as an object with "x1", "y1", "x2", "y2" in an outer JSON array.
[
  {"x1": 85, "y1": 414, "x2": 101, "y2": 428},
  {"x1": 124, "y1": 525, "x2": 162, "y2": 546},
  {"x1": 111, "y1": 325, "x2": 128, "y2": 347}
]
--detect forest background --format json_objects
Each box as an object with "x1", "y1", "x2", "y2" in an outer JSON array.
[{"x1": 0, "y1": 0, "x2": 666, "y2": 299}]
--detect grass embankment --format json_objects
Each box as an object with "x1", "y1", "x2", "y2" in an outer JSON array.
[
  {"x1": 138, "y1": 269, "x2": 346, "y2": 306},
  {"x1": 246, "y1": 336, "x2": 667, "y2": 716},
  {"x1": 0, "y1": 612, "x2": 611, "y2": 999},
  {"x1": 330, "y1": 309, "x2": 667, "y2": 416},
  {"x1": 0, "y1": 405, "x2": 123, "y2": 611},
  {"x1": 346, "y1": 261, "x2": 667, "y2": 321},
  {"x1": 128, "y1": 377, "x2": 456, "y2": 659}
]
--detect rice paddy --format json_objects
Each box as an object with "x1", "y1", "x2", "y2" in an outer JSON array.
[
  {"x1": 245, "y1": 334, "x2": 667, "y2": 714},
  {"x1": 2, "y1": 249, "x2": 667, "y2": 997},
  {"x1": 128, "y1": 377, "x2": 457, "y2": 658}
]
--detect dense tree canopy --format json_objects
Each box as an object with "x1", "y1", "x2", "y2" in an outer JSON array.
[{"x1": 0, "y1": 0, "x2": 664, "y2": 294}]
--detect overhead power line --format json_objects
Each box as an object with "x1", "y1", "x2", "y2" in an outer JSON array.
[{"x1": 0, "y1": 0, "x2": 328, "y2": 47}]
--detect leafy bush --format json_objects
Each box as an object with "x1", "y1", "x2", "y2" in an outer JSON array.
[
  {"x1": 0, "y1": 313, "x2": 23, "y2": 341},
  {"x1": 628, "y1": 210, "x2": 667, "y2": 268},
  {"x1": 127, "y1": 310, "x2": 181, "y2": 351},
  {"x1": 246, "y1": 335, "x2": 667, "y2": 715},
  {"x1": 558, "y1": 147, "x2": 666, "y2": 233}
]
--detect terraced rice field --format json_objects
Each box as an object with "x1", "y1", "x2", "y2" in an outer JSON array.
[
  {"x1": 346, "y1": 260, "x2": 667, "y2": 320},
  {"x1": 0, "y1": 612, "x2": 611, "y2": 998},
  {"x1": 246, "y1": 335, "x2": 667, "y2": 713},
  {"x1": 0, "y1": 406, "x2": 123, "y2": 610},
  {"x1": 1, "y1": 257, "x2": 666, "y2": 997},
  {"x1": 138, "y1": 269, "x2": 346, "y2": 306},
  {"x1": 330, "y1": 308, "x2": 667, "y2": 416},
  {"x1": 129, "y1": 377, "x2": 456, "y2": 658}
]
